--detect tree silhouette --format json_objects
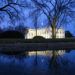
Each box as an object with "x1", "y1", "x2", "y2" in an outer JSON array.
[
  {"x1": 0, "y1": 30, "x2": 24, "y2": 39},
  {"x1": 26, "y1": 0, "x2": 75, "y2": 70},
  {"x1": 0, "y1": 0, "x2": 28, "y2": 24},
  {"x1": 0, "y1": 30, "x2": 29, "y2": 56},
  {"x1": 65, "y1": 31, "x2": 73, "y2": 53},
  {"x1": 65, "y1": 31, "x2": 73, "y2": 38},
  {"x1": 15, "y1": 24, "x2": 28, "y2": 35}
]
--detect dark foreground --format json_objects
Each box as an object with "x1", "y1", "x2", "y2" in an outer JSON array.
[{"x1": 0, "y1": 51, "x2": 75, "y2": 75}]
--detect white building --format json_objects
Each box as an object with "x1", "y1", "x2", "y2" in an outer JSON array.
[{"x1": 25, "y1": 27, "x2": 65, "y2": 56}]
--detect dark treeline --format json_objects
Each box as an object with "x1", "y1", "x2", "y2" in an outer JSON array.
[
  {"x1": 0, "y1": 24, "x2": 28, "y2": 39},
  {"x1": 0, "y1": 30, "x2": 24, "y2": 39}
]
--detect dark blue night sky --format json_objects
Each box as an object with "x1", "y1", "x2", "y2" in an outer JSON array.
[
  {"x1": 0, "y1": 0, "x2": 75, "y2": 75},
  {"x1": 0, "y1": 0, "x2": 75, "y2": 36}
]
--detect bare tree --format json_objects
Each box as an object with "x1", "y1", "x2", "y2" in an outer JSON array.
[
  {"x1": 31, "y1": 0, "x2": 75, "y2": 36},
  {"x1": 30, "y1": 8, "x2": 40, "y2": 65},
  {"x1": 7, "y1": 25, "x2": 14, "y2": 30},
  {"x1": 29, "y1": 0, "x2": 75, "y2": 64},
  {"x1": 0, "y1": 0, "x2": 28, "y2": 24},
  {"x1": 15, "y1": 24, "x2": 28, "y2": 35}
]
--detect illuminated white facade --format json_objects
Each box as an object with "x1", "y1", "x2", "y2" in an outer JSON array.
[
  {"x1": 25, "y1": 28, "x2": 65, "y2": 39},
  {"x1": 25, "y1": 27, "x2": 65, "y2": 56}
]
